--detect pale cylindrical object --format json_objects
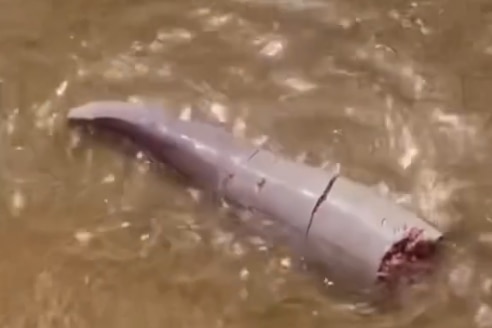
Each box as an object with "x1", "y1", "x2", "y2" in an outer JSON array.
[{"x1": 67, "y1": 101, "x2": 443, "y2": 293}]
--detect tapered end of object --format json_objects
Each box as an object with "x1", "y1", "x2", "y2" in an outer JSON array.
[
  {"x1": 67, "y1": 100, "x2": 169, "y2": 126},
  {"x1": 66, "y1": 100, "x2": 181, "y2": 175},
  {"x1": 66, "y1": 100, "x2": 258, "y2": 191}
]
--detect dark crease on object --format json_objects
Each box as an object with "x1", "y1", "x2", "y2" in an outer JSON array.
[
  {"x1": 304, "y1": 174, "x2": 339, "y2": 239},
  {"x1": 247, "y1": 148, "x2": 261, "y2": 161},
  {"x1": 219, "y1": 173, "x2": 235, "y2": 196},
  {"x1": 256, "y1": 178, "x2": 266, "y2": 193}
]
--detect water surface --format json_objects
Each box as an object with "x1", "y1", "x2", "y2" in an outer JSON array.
[{"x1": 1, "y1": 0, "x2": 492, "y2": 327}]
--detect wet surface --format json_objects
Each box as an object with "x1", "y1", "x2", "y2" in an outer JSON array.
[{"x1": 1, "y1": 0, "x2": 492, "y2": 326}]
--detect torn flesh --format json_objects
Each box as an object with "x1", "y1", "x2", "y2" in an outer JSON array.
[{"x1": 377, "y1": 227, "x2": 439, "y2": 288}]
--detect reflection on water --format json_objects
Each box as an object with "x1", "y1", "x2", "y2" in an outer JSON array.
[{"x1": 1, "y1": 0, "x2": 492, "y2": 326}]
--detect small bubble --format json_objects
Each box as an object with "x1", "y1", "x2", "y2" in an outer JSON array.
[
  {"x1": 210, "y1": 102, "x2": 228, "y2": 123},
  {"x1": 127, "y1": 96, "x2": 143, "y2": 104},
  {"x1": 187, "y1": 188, "x2": 202, "y2": 202},
  {"x1": 179, "y1": 106, "x2": 192, "y2": 121},
  {"x1": 475, "y1": 304, "x2": 492, "y2": 328},
  {"x1": 252, "y1": 135, "x2": 269, "y2": 147},
  {"x1": 260, "y1": 219, "x2": 274, "y2": 227},
  {"x1": 220, "y1": 199, "x2": 230, "y2": 209},
  {"x1": 6, "y1": 118, "x2": 16, "y2": 135},
  {"x1": 55, "y1": 80, "x2": 68, "y2": 97},
  {"x1": 212, "y1": 231, "x2": 233, "y2": 247},
  {"x1": 280, "y1": 257, "x2": 291, "y2": 269},
  {"x1": 75, "y1": 230, "x2": 93, "y2": 245},
  {"x1": 388, "y1": 9, "x2": 401, "y2": 20},
  {"x1": 239, "y1": 268, "x2": 249, "y2": 280},
  {"x1": 130, "y1": 41, "x2": 145, "y2": 53},
  {"x1": 156, "y1": 28, "x2": 193, "y2": 42},
  {"x1": 77, "y1": 67, "x2": 89, "y2": 78},
  {"x1": 205, "y1": 14, "x2": 233, "y2": 29},
  {"x1": 10, "y1": 190, "x2": 25, "y2": 216},
  {"x1": 259, "y1": 39, "x2": 285, "y2": 58},
  {"x1": 258, "y1": 245, "x2": 268, "y2": 252},
  {"x1": 324, "y1": 277, "x2": 334, "y2": 286},
  {"x1": 281, "y1": 76, "x2": 316, "y2": 92},
  {"x1": 399, "y1": 145, "x2": 419, "y2": 170},
  {"x1": 102, "y1": 174, "x2": 116, "y2": 184},
  {"x1": 344, "y1": 106, "x2": 355, "y2": 116},
  {"x1": 339, "y1": 18, "x2": 353, "y2": 29}
]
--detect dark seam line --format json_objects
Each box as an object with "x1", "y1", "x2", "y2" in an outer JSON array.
[
  {"x1": 246, "y1": 148, "x2": 261, "y2": 162},
  {"x1": 304, "y1": 174, "x2": 339, "y2": 240},
  {"x1": 217, "y1": 147, "x2": 261, "y2": 201}
]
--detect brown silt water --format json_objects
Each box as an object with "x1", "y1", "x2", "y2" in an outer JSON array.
[{"x1": 1, "y1": 0, "x2": 492, "y2": 327}]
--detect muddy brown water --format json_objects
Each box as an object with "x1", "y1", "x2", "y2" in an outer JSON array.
[{"x1": 1, "y1": 0, "x2": 492, "y2": 327}]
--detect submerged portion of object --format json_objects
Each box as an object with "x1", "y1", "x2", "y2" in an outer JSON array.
[{"x1": 67, "y1": 101, "x2": 443, "y2": 293}]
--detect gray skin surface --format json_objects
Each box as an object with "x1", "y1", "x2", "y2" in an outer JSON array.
[{"x1": 67, "y1": 101, "x2": 443, "y2": 294}]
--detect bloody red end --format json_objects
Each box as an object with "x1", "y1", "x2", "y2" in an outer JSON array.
[{"x1": 377, "y1": 227, "x2": 440, "y2": 288}]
